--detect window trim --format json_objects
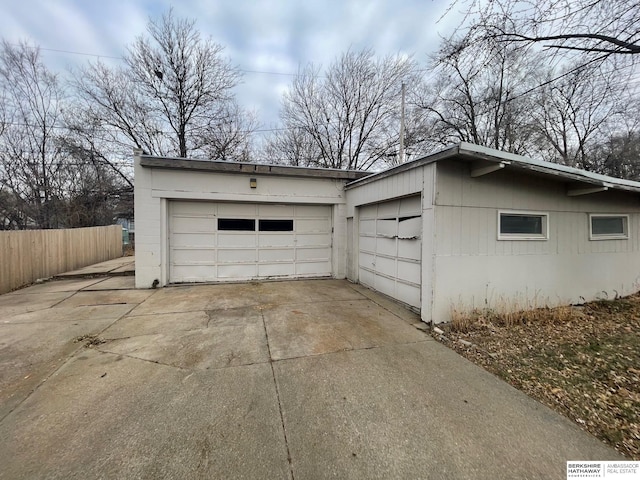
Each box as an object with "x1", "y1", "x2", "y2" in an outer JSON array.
[
  {"x1": 589, "y1": 214, "x2": 629, "y2": 241},
  {"x1": 497, "y1": 210, "x2": 549, "y2": 241}
]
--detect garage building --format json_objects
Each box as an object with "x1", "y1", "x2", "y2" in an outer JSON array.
[{"x1": 135, "y1": 143, "x2": 640, "y2": 323}]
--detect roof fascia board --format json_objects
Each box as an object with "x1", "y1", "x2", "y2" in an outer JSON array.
[
  {"x1": 345, "y1": 145, "x2": 460, "y2": 189},
  {"x1": 139, "y1": 156, "x2": 368, "y2": 181}
]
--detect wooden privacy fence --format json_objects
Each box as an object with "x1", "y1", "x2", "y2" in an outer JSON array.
[{"x1": 0, "y1": 225, "x2": 122, "y2": 294}]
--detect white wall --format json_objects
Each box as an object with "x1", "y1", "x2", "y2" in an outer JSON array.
[
  {"x1": 431, "y1": 160, "x2": 640, "y2": 322},
  {"x1": 134, "y1": 155, "x2": 349, "y2": 288}
]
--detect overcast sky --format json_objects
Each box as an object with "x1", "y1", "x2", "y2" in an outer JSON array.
[{"x1": 1, "y1": 0, "x2": 463, "y2": 138}]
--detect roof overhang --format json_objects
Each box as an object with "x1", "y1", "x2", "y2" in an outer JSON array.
[
  {"x1": 346, "y1": 142, "x2": 640, "y2": 195},
  {"x1": 138, "y1": 154, "x2": 369, "y2": 181}
]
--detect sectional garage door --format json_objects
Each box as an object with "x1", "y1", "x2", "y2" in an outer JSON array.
[
  {"x1": 358, "y1": 195, "x2": 422, "y2": 309},
  {"x1": 169, "y1": 201, "x2": 332, "y2": 283}
]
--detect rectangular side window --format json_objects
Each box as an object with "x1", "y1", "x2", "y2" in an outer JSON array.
[
  {"x1": 259, "y1": 219, "x2": 294, "y2": 232},
  {"x1": 498, "y1": 211, "x2": 548, "y2": 240},
  {"x1": 590, "y1": 215, "x2": 628, "y2": 240},
  {"x1": 218, "y1": 218, "x2": 255, "y2": 231}
]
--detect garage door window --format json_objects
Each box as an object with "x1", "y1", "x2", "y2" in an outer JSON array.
[
  {"x1": 218, "y1": 218, "x2": 255, "y2": 231},
  {"x1": 259, "y1": 219, "x2": 294, "y2": 231}
]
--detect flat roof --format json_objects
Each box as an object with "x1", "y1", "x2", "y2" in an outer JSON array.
[
  {"x1": 346, "y1": 142, "x2": 640, "y2": 195},
  {"x1": 138, "y1": 154, "x2": 369, "y2": 181}
]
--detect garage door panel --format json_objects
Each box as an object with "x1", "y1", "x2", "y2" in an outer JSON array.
[
  {"x1": 398, "y1": 217, "x2": 421, "y2": 238},
  {"x1": 399, "y1": 196, "x2": 422, "y2": 216},
  {"x1": 359, "y1": 204, "x2": 377, "y2": 219},
  {"x1": 217, "y1": 203, "x2": 257, "y2": 216},
  {"x1": 374, "y1": 275, "x2": 396, "y2": 298},
  {"x1": 296, "y1": 247, "x2": 330, "y2": 261},
  {"x1": 359, "y1": 267, "x2": 375, "y2": 287},
  {"x1": 258, "y1": 234, "x2": 295, "y2": 247},
  {"x1": 397, "y1": 260, "x2": 421, "y2": 284},
  {"x1": 296, "y1": 218, "x2": 330, "y2": 233},
  {"x1": 296, "y1": 233, "x2": 330, "y2": 247},
  {"x1": 359, "y1": 219, "x2": 376, "y2": 235},
  {"x1": 376, "y1": 238, "x2": 397, "y2": 257},
  {"x1": 172, "y1": 265, "x2": 216, "y2": 282},
  {"x1": 172, "y1": 233, "x2": 213, "y2": 247},
  {"x1": 358, "y1": 252, "x2": 375, "y2": 269},
  {"x1": 359, "y1": 236, "x2": 375, "y2": 253},
  {"x1": 398, "y1": 239, "x2": 421, "y2": 260},
  {"x1": 259, "y1": 249, "x2": 295, "y2": 262},
  {"x1": 217, "y1": 233, "x2": 256, "y2": 248},
  {"x1": 258, "y1": 204, "x2": 295, "y2": 216},
  {"x1": 377, "y1": 201, "x2": 399, "y2": 218},
  {"x1": 259, "y1": 263, "x2": 296, "y2": 277},
  {"x1": 217, "y1": 264, "x2": 258, "y2": 278},
  {"x1": 171, "y1": 202, "x2": 212, "y2": 215},
  {"x1": 395, "y1": 284, "x2": 421, "y2": 308},
  {"x1": 218, "y1": 249, "x2": 257, "y2": 263},
  {"x1": 375, "y1": 255, "x2": 396, "y2": 274},
  {"x1": 296, "y1": 261, "x2": 330, "y2": 275},
  {"x1": 172, "y1": 248, "x2": 216, "y2": 263},
  {"x1": 376, "y1": 219, "x2": 397, "y2": 237},
  {"x1": 171, "y1": 216, "x2": 216, "y2": 233}
]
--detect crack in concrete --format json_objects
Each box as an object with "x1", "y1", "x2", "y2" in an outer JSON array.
[
  {"x1": 260, "y1": 309, "x2": 295, "y2": 480},
  {"x1": 269, "y1": 338, "x2": 433, "y2": 364},
  {"x1": 95, "y1": 349, "x2": 189, "y2": 371},
  {"x1": 0, "y1": 306, "x2": 132, "y2": 424}
]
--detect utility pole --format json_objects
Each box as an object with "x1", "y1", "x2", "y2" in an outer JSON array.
[{"x1": 399, "y1": 82, "x2": 405, "y2": 164}]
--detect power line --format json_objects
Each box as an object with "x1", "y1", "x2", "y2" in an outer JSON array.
[{"x1": 12, "y1": 43, "x2": 315, "y2": 78}]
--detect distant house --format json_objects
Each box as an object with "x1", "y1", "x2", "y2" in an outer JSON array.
[{"x1": 134, "y1": 143, "x2": 640, "y2": 323}]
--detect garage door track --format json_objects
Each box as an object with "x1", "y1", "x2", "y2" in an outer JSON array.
[{"x1": 0, "y1": 278, "x2": 621, "y2": 479}]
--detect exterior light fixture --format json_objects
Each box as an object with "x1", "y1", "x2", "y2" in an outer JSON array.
[{"x1": 250, "y1": 178, "x2": 257, "y2": 189}]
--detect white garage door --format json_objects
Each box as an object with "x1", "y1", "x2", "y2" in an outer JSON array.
[
  {"x1": 358, "y1": 195, "x2": 422, "y2": 309},
  {"x1": 170, "y1": 201, "x2": 332, "y2": 283}
]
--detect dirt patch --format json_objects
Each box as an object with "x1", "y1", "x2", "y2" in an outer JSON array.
[
  {"x1": 74, "y1": 334, "x2": 107, "y2": 348},
  {"x1": 433, "y1": 293, "x2": 640, "y2": 460}
]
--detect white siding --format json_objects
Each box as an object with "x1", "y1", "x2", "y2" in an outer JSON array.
[
  {"x1": 346, "y1": 168, "x2": 425, "y2": 217},
  {"x1": 432, "y1": 161, "x2": 640, "y2": 322}
]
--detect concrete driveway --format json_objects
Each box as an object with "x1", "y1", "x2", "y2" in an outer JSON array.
[{"x1": 0, "y1": 277, "x2": 621, "y2": 479}]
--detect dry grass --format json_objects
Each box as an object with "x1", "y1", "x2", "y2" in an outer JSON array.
[
  {"x1": 451, "y1": 304, "x2": 578, "y2": 332},
  {"x1": 440, "y1": 293, "x2": 640, "y2": 459}
]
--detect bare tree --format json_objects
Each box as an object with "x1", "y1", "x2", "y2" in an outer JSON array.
[
  {"x1": 199, "y1": 101, "x2": 258, "y2": 161},
  {"x1": 581, "y1": 104, "x2": 640, "y2": 179},
  {"x1": 271, "y1": 49, "x2": 418, "y2": 170},
  {"x1": 72, "y1": 9, "x2": 254, "y2": 160},
  {"x1": 262, "y1": 127, "x2": 321, "y2": 166},
  {"x1": 528, "y1": 62, "x2": 629, "y2": 167},
  {"x1": 454, "y1": 0, "x2": 640, "y2": 57},
  {"x1": 416, "y1": 38, "x2": 540, "y2": 155},
  {"x1": 0, "y1": 40, "x2": 66, "y2": 228}
]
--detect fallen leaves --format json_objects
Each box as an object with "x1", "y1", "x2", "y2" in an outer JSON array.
[{"x1": 434, "y1": 292, "x2": 640, "y2": 459}]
